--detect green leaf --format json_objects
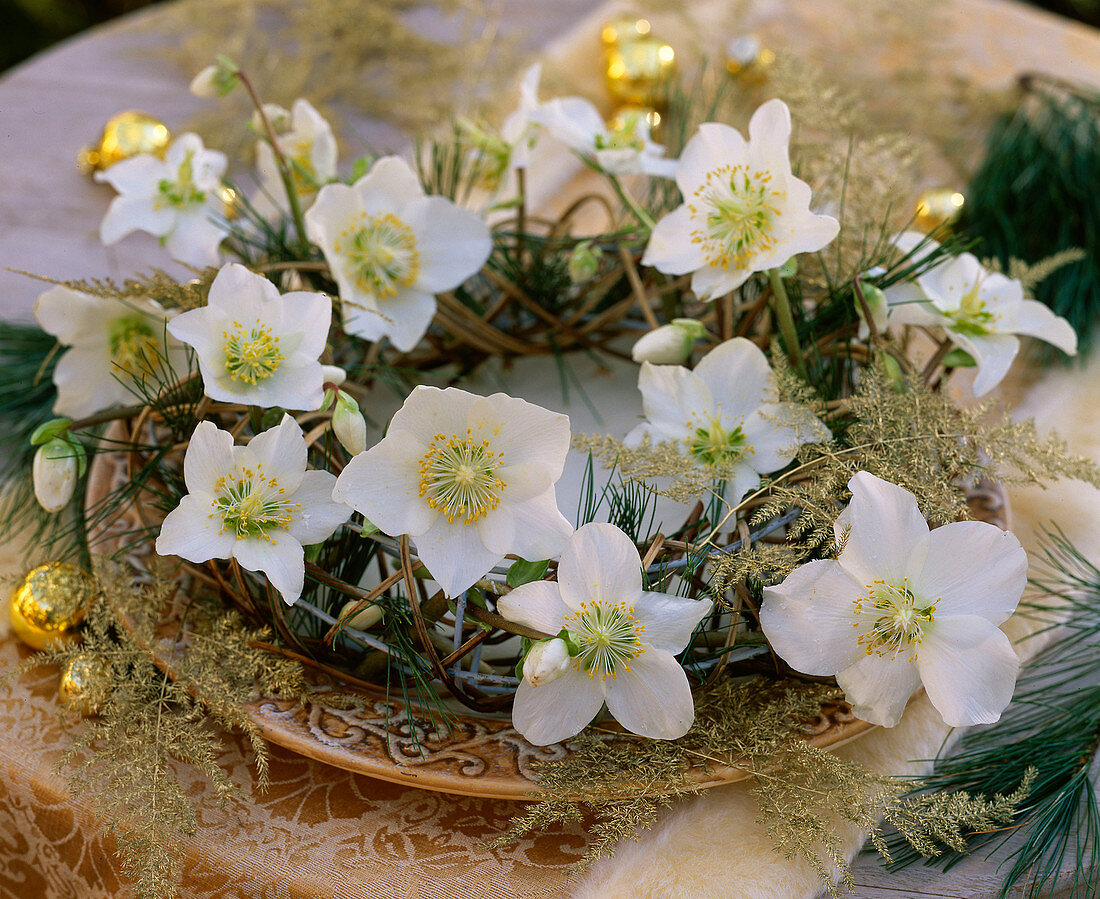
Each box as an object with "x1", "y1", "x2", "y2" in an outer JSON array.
[{"x1": 507, "y1": 557, "x2": 549, "y2": 588}]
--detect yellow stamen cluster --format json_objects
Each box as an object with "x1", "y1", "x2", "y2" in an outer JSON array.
[
  {"x1": 334, "y1": 212, "x2": 419, "y2": 300},
  {"x1": 853, "y1": 578, "x2": 936, "y2": 661},
  {"x1": 212, "y1": 463, "x2": 298, "y2": 540},
  {"x1": 223, "y1": 320, "x2": 285, "y2": 384},
  {"x1": 686, "y1": 415, "x2": 753, "y2": 467},
  {"x1": 565, "y1": 600, "x2": 645, "y2": 680},
  {"x1": 108, "y1": 314, "x2": 161, "y2": 376},
  {"x1": 947, "y1": 283, "x2": 998, "y2": 337},
  {"x1": 417, "y1": 430, "x2": 506, "y2": 524},
  {"x1": 688, "y1": 164, "x2": 781, "y2": 270}
]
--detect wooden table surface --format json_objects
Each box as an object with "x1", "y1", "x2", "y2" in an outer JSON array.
[{"x1": 1, "y1": 1, "x2": 1099, "y2": 897}]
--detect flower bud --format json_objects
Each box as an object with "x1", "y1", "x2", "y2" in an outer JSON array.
[
  {"x1": 339, "y1": 598, "x2": 384, "y2": 631},
  {"x1": 321, "y1": 365, "x2": 347, "y2": 388},
  {"x1": 631, "y1": 318, "x2": 707, "y2": 365},
  {"x1": 332, "y1": 392, "x2": 367, "y2": 457},
  {"x1": 522, "y1": 637, "x2": 572, "y2": 687},
  {"x1": 568, "y1": 241, "x2": 603, "y2": 284},
  {"x1": 189, "y1": 58, "x2": 239, "y2": 98},
  {"x1": 33, "y1": 438, "x2": 79, "y2": 513},
  {"x1": 855, "y1": 279, "x2": 888, "y2": 336}
]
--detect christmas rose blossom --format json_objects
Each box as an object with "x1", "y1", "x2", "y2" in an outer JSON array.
[
  {"x1": 167, "y1": 262, "x2": 331, "y2": 410},
  {"x1": 304, "y1": 156, "x2": 491, "y2": 352},
  {"x1": 642, "y1": 99, "x2": 839, "y2": 300},
  {"x1": 332, "y1": 385, "x2": 573, "y2": 598},
  {"x1": 625, "y1": 337, "x2": 828, "y2": 505},
  {"x1": 156, "y1": 415, "x2": 349, "y2": 605},
  {"x1": 498, "y1": 522, "x2": 711, "y2": 745},
  {"x1": 760, "y1": 471, "x2": 1027, "y2": 728}
]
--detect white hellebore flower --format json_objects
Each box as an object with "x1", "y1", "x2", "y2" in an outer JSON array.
[
  {"x1": 333, "y1": 385, "x2": 573, "y2": 598},
  {"x1": 532, "y1": 97, "x2": 677, "y2": 177},
  {"x1": 167, "y1": 263, "x2": 330, "y2": 410},
  {"x1": 500, "y1": 63, "x2": 543, "y2": 170},
  {"x1": 760, "y1": 471, "x2": 1027, "y2": 728},
  {"x1": 34, "y1": 285, "x2": 189, "y2": 418},
  {"x1": 253, "y1": 98, "x2": 338, "y2": 220},
  {"x1": 642, "y1": 99, "x2": 839, "y2": 300},
  {"x1": 304, "y1": 156, "x2": 492, "y2": 352},
  {"x1": 883, "y1": 232, "x2": 1077, "y2": 396},
  {"x1": 156, "y1": 415, "x2": 349, "y2": 605},
  {"x1": 625, "y1": 337, "x2": 828, "y2": 504},
  {"x1": 498, "y1": 522, "x2": 711, "y2": 745},
  {"x1": 96, "y1": 132, "x2": 230, "y2": 268}
]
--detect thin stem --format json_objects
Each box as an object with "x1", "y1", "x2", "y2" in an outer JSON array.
[
  {"x1": 236, "y1": 71, "x2": 310, "y2": 249},
  {"x1": 607, "y1": 173, "x2": 656, "y2": 231},
  {"x1": 768, "y1": 267, "x2": 807, "y2": 379}
]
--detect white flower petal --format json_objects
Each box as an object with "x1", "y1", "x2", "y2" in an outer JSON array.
[
  {"x1": 34, "y1": 287, "x2": 110, "y2": 346},
  {"x1": 497, "y1": 580, "x2": 570, "y2": 636},
  {"x1": 632, "y1": 592, "x2": 711, "y2": 654},
  {"x1": 960, "y1": 331, "x2": 1018, "y2": 397},
  {"x1": 675, "y1": 122, "x2": 747, "y2": 196},
  {"x1": 234, "y1": 530, "x2": 305, "y2": 604},
  {"x1": 353, "y1": 155, "x2": 425, "y2": 209},
  {"x1": 690, "y1": 261, "x2": 748, "y2": 301},
  {"x1": 369, "y1": 288, "x2": 437, "y2": 352},
  {"x1": 247, "y1": 415, "x2": 307, "y2": 492},
  {"x1": 165, "y1": 207, "x2": 228, "y2": 267},
  {"x1": 472, "y1": 393, "x2": 571, "y2": 477},
  {"x1": 99, "y1": 195, "x2": 177, "y2": 244},
  {"x1": 641, "y1": 205, "x2": 707, "y2": 276},
  {"x1": 917, "y1": 615, "x2": 1019, "y2": 727},
  {"x1": 183, "y1": 421, "x2": 236, "y2": 495},
  {"x1": 557, "y1": 522, "x2": 641, "y2": 612},
  {"x1": 745, "y1": 98, "x2": 792, "y2": 164},
  {"x1": 917, "y1": 522, "x2": 1027, "y2": 625},
  {"x1": 760, "y1": 559, "x2": 866, "y2": 675},
  {"x1": 414, "y1": 515, "x2": 502, "y2": 597},
  {"x1": 883, "y1": 282, "x2": 943, "y2": 327},
  {"x1": 331, "y1": 429, "x2": 435, "y2": 537},
  {"x1": 1009, "y1": 300, "x2": 1077, "y2": 355},
  {"x1": 836, "y1": 652, "x2": 922, "y2": 728},
  {"x1": 287, "y1": 470, "x2": 348, "y2": 545},
  {"x1": 531, "y1": 97, "x2": 604, "y2": 152},
  {"x1": 94, "y1": 154, "x2": 166, "y2": 194},
  {"x1": 403, "y1": 197, "x2": 491, "y2": 294},
  {"x1": 693, "y1": 338, "x2": 773, "y2": 418},
  {"x1": 720, "y1": 462, "x2": 761, "y2": 506},
  {"x1": 278, "y1": 290, "x2": 333, "y2": 359},
  {"x1": 495, "y1": 461, "x2": 552, "y2": 504},
  {"x1": 388, "y1": 385, "x2": 474, "y2": 445},
  {"x1": 604, "y1": 650, "x2": 695, "y2": 740},
  {"x1": 476, "y1": 502, "x2": 515, "y2": 555},
  {"x1": 156, "y1": 493, "x2": 236, "y2": 562},
  {"x1": 636, "y1": 362, "x2": 711, "y2": 440},
  {"x1": 743, "y1": 405, "x2": 811, "y2": 472},
  {"x1": 511, "y1": 671, "x2": 604, "y2": 745},
  {"x1": 834, "y1": 471, "x2": 930, "y2": 585},
  {"x1": 51, "y1": 345, "x2": 132, "y2": 418},
  {"x1": 505, "y1": 491, "x2": 573, "y2": 562}
]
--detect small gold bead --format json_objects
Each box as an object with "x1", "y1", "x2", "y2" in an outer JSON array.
[
  {"x1": 58, "y1": 653, "x2": 110, "y2": 717},
  {"x1": 913, "y1": 188, "x2": 966, "y2": 234}
]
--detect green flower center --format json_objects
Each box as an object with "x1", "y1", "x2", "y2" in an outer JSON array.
[
  {"x1": 688, "y1": 418, "x2": 747, "y2": 467},
  {"x1": 947, "y1": 284, "x2": 997, "y2": 337},
  {"x1": 417, "y1": 432, "x2": 506, "y2": 524},
  {"x1": 108, "y1": 315, "x2": 161, "y2": 375},
  {"x1": 595, "y1": 113, "x2": 645, "y2": 152},
  {"x1": 156, "y1": 150, "x2": 207, "y2": 208},
  {"x1": 223, "y1": 321, "x2": 284, "y2": 384},
  {"x1": 565, "y1": 601, "x2": 645, "y2": 679},
  {"x1": 213, "y1": 464, "x2": 298, "y2": 540},
  {"x1": 335, "y1": 213, "x2": 420, "y2": 300},
  {"x1": 689, "y1": 164, "x2": 781, "y2": 271},
  {"x1": 854, "y1": 579, "x2": 936, "y2": 659}
]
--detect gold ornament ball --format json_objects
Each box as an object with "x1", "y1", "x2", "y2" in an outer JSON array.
[
  {"x1": 600, "y1": 15, "x2": 652, "y2": 47},
  {"x1": 913, "y1": 188, "x2": 966, "y2": 234},
  {"x1": 58, "y1": 653, "x2": 110, "y2": 717},
  {"x1": 9, "y1": 563, "x2": 93, "y2": 651},
  {"x1": 77, "y1": 111, "x2": 171, "y2": 175},
  {"x1": 605, "y1": 37, "x2": 676, "y2": 108}
]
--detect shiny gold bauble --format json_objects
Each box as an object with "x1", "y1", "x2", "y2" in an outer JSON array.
[
  {"x1": 58, "y1": 653, "x2": 110, "y2": 717},
  {"x1": 9, "y1": 563, "x2": 93, "y2": 651},
  {"x1": 600, "y1": 15, "x2": 652, "y2": 47},
  {"x1": 605, "y1": 36, "x2": 676, "y2": 108},
  {"x1": 913, "y1": 188, "x2": 966, "y2": 234},
  {"x1": 77, "y1": 111, "x2": 171, "y2": 174},
  {"x1": 725, "y1": 35, "x2": 775, "y2": 85}
]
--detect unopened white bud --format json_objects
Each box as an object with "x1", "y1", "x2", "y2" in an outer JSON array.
[
  {"x1": 252, "y1": 103, "x2": 291, "y2": 135},
  {"x1": 33, "y1": 438, "x2": 78, "y2": 513},
  {"x1": 568, "y1": 241, "x2": 603, "y2": 283},
  {"x1": 189, "y1": 58, "x2": 239, "y2": 98},
  {"x1": 332, "y1": 393, "x2": 367, "y2": 457},
  {"x1": 631, "y1": 318, "x2": 707, "y2": 365},
  {"x1": 522, "y1": 637, "x2": 571, "y2": 687},
  {"x1": 855, "y1": 280, "x2": 888, "y2": 335},
  {"x1": 339, "y1": 598, "x2": 383, "y2": 631},
  {"x1": 321, "y1": 365, "x2": 347, "y2": 388}
]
